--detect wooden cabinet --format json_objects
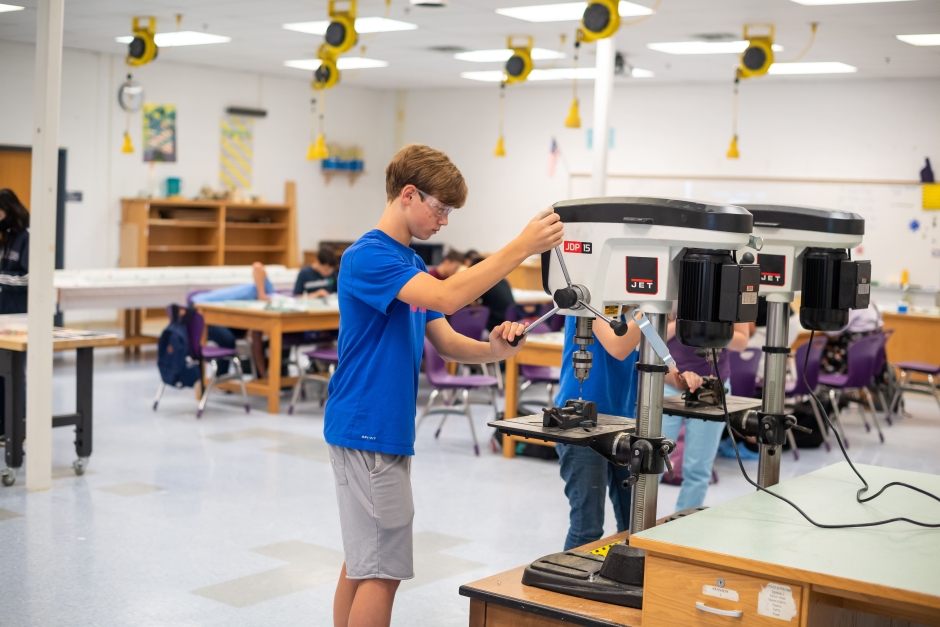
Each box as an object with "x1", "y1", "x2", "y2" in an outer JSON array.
[
  {"x1": 643, "y1": 555, "x2": 805, "y2": 626},
  {"x1": 120, "y1": 181, "x2": 298, "y2": 270}
]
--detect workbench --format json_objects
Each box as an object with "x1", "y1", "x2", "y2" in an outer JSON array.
[
  {"x1": 0, "y1": 327, "x2": 118, "y2": 486},
  {"x1": 194, "y1": 299, "x2": 340, "y2": 413},
  {"x1": 462, "y1": 463, "x2": 940, "y2": 626}
]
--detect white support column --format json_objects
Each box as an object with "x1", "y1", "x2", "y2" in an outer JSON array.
[
  {"x1": 590, "y1": 37, "x2": 615, "y2": 198},
  {"x1": 26, "y1": 0, "x2": 65, "y2": 492}
]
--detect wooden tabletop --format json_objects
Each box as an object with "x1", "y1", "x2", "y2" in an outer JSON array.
[
  {"x1": 0, "y1": 328, "x2": 119, "y2": 352},
  {"x1": 630, "y1": 462, "x2": 940, "y2": 610},
  {"x1": 194, "y1": 299, "x2": 340, "y2": 318},
  {"x1": 460, "y1": 532, "x2": 642, "y2": 627}
]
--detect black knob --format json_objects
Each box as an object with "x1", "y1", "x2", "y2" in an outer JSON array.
[
  {"x1": 610, "y1": 320, "x2": 628, "y2": 336},
  {"x1": 554, "y1": 287, "x2": 579, "y2": 309},
  {"x1": 741, "y1": 252, "x2": 755, "y2": 264},
  {"x1": 508, "y1": 335, "x2": 522, "y2": 347}
]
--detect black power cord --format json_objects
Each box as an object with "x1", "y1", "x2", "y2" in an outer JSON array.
[{"x1": 711, "y1": 344, "x2": 940, "y2": 529}]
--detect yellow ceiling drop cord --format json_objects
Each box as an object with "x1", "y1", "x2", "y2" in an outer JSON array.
[
  {"x1": 784, "y1": 22, "x2": 819, "y2": 63},
  {"x1": 494, "y1": 83, "x2": 506, "y2": 156},
  {"x1": 727, "y1": 75, "x2": 740, "y2": 159},
  {"x1": 565, "y1": 40, "x2": 581, "y2": 128},
  {"x1": 620, "y1": 0, "x2": 663, "y2": 27}
]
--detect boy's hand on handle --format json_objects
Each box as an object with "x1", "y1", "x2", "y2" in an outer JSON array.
[
  {"x1": 516, "y1": 208, "x2": 564, "y2": 256},
  {"x1": 490, "y1": 321, "x2": 529, "y2": 358}
]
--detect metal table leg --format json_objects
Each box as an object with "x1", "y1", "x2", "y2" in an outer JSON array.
[
  {"x1": 73, "y1": 347, "x2": 92, "y2": 474},
  {"x1": 1, "y1": 349, "x2": 26, "y2": 486}
]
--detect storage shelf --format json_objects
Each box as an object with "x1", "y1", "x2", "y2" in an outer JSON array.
[
  {"x1": 148, "y1": 245, "x2": 218, "y2": 252},
  {"x1": 225, "y1": 204, "x2": 290, "y2": 211},
  {"x1": 224, "y1": 245, "x2": 286, "y2": 252},
  {"x1": 148, "y1": 219, "x2": 218, "y2": 228},
  {"x1": 225, "y1": 222, "x2": 287, "y2": 230}
]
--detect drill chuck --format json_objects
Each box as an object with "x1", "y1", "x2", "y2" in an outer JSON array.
[{"x1": 573, "y1": 317, "x2": 594, "y2": 384}]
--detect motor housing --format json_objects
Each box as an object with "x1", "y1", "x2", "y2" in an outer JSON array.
[
  {"x1": 800, "y1": 248, "x2": 871, "y2": 331},
  {"x1": 677, "y1": 249, "x2": 760, "y2": 348}
]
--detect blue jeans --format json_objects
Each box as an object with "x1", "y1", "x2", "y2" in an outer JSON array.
[
  {"x1": 556, "y1": 443, "x2": 632, "y2": 551},
  {"x1": 660, "y1": 384, "x2": 725, "y2": 511}
]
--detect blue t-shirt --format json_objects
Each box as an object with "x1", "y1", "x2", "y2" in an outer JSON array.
[
  {"x1": 324, "y1": 230, "x2": 444, "y2": 456},
  {"x1": 190, "y1": 279, "x2": 273, "y2": 303},
  {"x1": 553, "y1": 316, "x2": 639, "y2": 418}
]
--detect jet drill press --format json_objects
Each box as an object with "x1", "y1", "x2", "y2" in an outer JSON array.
[
  {"x1": 499, "y1": 196, "x2": 762, "y2": 535},
  {"x1": 738, "y1": 204, "x2": 869, "y2": 488}
]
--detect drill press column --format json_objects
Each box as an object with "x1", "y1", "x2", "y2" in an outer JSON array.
[
  {"x1": 758, "y1": 299, "x2": 790, "y2": 487},
  {"x1": 630, "y1": 312, "x2": 668, "y2": 535}
]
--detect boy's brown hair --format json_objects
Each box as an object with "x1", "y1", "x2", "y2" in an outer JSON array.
[{"x1": 385, "y1": 144, "x2": 468, "y2": 209}]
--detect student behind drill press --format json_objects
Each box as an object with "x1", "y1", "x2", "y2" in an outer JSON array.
[{"x1": 553, "y1": 314, "x2": 703, "y2": 550}]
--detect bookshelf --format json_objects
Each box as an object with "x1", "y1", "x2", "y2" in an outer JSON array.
[{"x1": 120, "y1": 181, "x2": 298, "y2": 270}]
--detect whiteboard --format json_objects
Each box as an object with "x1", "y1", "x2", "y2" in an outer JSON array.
[{"x1": 569, "y1": 176, "x2": 936, "y2": 289}]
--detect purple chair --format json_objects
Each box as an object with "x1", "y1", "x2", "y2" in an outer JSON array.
[
  {"x1": 786, "y1": 336, "x2": 834, "y2": 452},
  {"x1": 818, "y1": 333, "x2": 886, "y2": 443},
  {"x1": 728, "y1": 348, "x2": 761, "y2": 399},
  {"x1": 153, "y1": 304, "x2": 250, "y2": 418},
  {"x1": 450, "y1": 306, "x2": 490, "y2": 341},
  {"x1": 890, "y1": 362, "x2": 940, "y2": 417},
  {"x1": 417, "y1": 339, "x2": 499, "y2": 456},
  {"x1": 288, "y1": 347, "x2": 339, "y2": 414}
]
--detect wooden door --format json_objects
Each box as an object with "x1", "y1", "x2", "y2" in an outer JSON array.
[{"x1": 0, "y1": 147, "x2": 32, "y2": 208}]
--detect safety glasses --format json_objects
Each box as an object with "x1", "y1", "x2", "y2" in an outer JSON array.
[{"x1": 415, "y1": 188, "x2": 456, "y2": 217}]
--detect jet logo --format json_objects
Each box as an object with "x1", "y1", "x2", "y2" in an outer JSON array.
[
  {"x1": 757, "y1": 254, "x2": 786, "y2": 286},
  {"x1": 626, "y1": 257, "x2": 658, "y2": 294},
  {"x1": 563, "y1": 241, "x2": 592, "y2": 254}
]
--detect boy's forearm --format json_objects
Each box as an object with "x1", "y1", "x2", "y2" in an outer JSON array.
[
  {"x1": 593, "y1": 320, "x2": 641, "y2": 360},
  {"x1": 435, "y1": 334, "x2": 498, "y2": 364}
]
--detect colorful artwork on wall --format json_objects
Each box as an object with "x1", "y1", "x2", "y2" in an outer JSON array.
[
  {"x1": 142, "y1": 103, "x2": 177, "y2": 163},
  {"x1": 220, "y1": 116, "x2": 254, "y2": 189}
]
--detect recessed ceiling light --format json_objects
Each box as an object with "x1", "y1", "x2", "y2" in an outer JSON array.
[
  {"x1": 461, "y1": 66, "x2": 652, "y2": 81},
  {"x1": 897, "y1": 34, "x2": 940, "y2": 46},
  {"x1": 790, "y1": 0, "x2": 915, "y2": 4},
  {"x1": 0, "y1": 4, "x2": 24, "y2": 12},
  {"x1": 455, "y1": 48, "x2": 565, "y2": 62},
  {"x1": 283, "y1": 17, "x2": 417, "y2": 35},
  {"x1": 496, "y1": 1, "x2": 652, "y2": 23},
  {"x1": 284, "y1": 57, "x2": 390, "y2": 71},
  {"x1": 647, "y1": 40, "x2": 783, "y2": 54},
  {"x1": 631, "y1": 68, "x2": 654, "y2": 78},
  {"x1": 115, "y1": 31, "x2": 231, "y2": 47},
  {"x1": 767, "y1": 61, "x2": 857, "y2": 74}
]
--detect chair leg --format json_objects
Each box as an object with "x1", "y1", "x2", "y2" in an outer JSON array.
[
  {"x1": 862, "y1": 388, "x2": 885, "y2": 444},
  {"x1": 519, "y1": 380, "x2": 532, "y2": 395},
  {"x1": 828, "y1": 389, "x2": 850, "y2": 449},
  {"x1": 153, "y1": 382, "x2": 166, "y2": 411},
  {"x1": 463, "y1": 389, "x2": 480, "y2": 456},
  {"x1": 547, "y1": 383, "x2": 554, "y2": 407},
  {"x1": 434, "y1": 412, "x2": 449, "y2": 439},
  {"x1": 197, "y1": 360, "x2": 219, "y2": 418},
  {"x1": 416, "y1": 389, "x2": 440, "y2": 433},
  {"x1": 232, "y1": 357, "x2": 250, "y2": 413},
  {"x1": 876, "y1": 388, "x2": 893, "y2": 426},
  {"x1": 854, "y1": 394, "x2": 872, "y2": 433},
  {"x1": 929, "y1": 374, "x2": 940, "y2": 414},
  {"x1": 288, "y1": 369, "x2": 306, "y2": 415},
  {"x1": 786, "y1": 429, "x2": 799, "y2": 461},
  {"x1": 808, "y1": 396, "x2": 831, "y2": 452},
  {"x1": 889, "y1": 370, "x2": 908, "y2": 418}
]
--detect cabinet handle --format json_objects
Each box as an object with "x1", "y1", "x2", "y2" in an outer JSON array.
[{"x1": 696, "y1": 602, "x2": 743, "y2": 618}]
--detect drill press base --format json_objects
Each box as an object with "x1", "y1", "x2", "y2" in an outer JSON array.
[{"x1": 488, "y1": 413, "x2": 635, "y2": 446}]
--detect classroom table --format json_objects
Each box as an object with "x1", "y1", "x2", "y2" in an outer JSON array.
[
  {"x1": 194, "y1": 298, "x2": 340, "y2": 413},
  {"x1": 0, "y1": 327, "x2": 119, "y2": 487},
  {"x1": 461, "y1": 463, "x2": 940, "y2": 626},
  {"x1": 54, "y1": 265, "x2": 298, "y2": 354},
  {"x1": 511, "y1": 289, "x2": 553, "y2": 306},
  {"x1": 502, "y1": 331, "x2": 564, "y2": 458}
]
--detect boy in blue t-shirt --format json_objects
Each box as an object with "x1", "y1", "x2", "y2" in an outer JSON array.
[
  {"x1": 554, "y1": 316, "x2": 702, "y2": 550},
  {"x1": 325, "y1": 144, "x2": 564, "y2": 627}
]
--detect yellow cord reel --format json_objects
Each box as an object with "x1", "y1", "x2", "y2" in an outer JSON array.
[
  {"x1": 313, "y1": 45, "x2": 340, "y2": 90},
  {"x1": 577, "y1": 0, "x2": 620, "y2": 43},
  {"x1": 739, "y1": 24, "x2": 774, "y2": 79},
  {"x1": 325, "y1": 0, "x2": 358, "y2": 55},
  {"x1": 126, "y1": 17, "x2": 158, "y2": 67},
  {"x1": 504, "y1": 36, "x2": 533, "y2": 84}
]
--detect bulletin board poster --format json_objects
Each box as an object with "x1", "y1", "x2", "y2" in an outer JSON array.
[
  {"x1": 220, "y1": 116, "x2": 253, "y2": 190},
  {"x1": 142, "y1": 104, "x2": 177, "y2": 163}
]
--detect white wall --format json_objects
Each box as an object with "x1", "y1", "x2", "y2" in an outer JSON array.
[
  {"x1": 403, "y1": 78, "x2": 940, "y2": 286},
  {"x1": 0, "y1": 40, "x2": 397, "y2": 280}
]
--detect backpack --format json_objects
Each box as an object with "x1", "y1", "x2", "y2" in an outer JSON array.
[{"x1": 157, "y1": 305, "x2": 202, "y2": 388}]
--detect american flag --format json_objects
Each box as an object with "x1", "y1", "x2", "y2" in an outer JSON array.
[{"x1": 547, "y1": 138, "x2": 559, "y2": 177}]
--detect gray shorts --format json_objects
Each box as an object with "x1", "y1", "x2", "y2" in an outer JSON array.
[{"x1": 329, "y1": 444, "x2": 415, "y2": 580}]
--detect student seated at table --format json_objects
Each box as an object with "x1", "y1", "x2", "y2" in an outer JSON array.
[
  {"x1": 428, "y1": 250, "x2": 464, "y2": 279},
  {"x1": 294, "y1": 247, "x2": 339, "y2": 297},
  {"x1": 470, "y1": 256, "x2": 515, "y2": 330},
  {"x1": 191, "y1": 262, "x2": 273, "y2": 375},
  {"x1": 0, "y1": 189, "x2": 31, "y2": 315}
]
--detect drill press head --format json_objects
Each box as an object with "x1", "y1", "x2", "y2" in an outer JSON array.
[
  {"x1": 542, "y1": 197, "x2": 759, "y2": 348},
  {"x1": 740, "y1": 205, "x2": 869, "y2": 331}
]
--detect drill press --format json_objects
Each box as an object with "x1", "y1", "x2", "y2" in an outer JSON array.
[
  {"x1": 738, "y1": 205, "x2": 869, "y2": 488},
  {"x1": 492, "y1": 197, "x2": 762, "y2": 607}
]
